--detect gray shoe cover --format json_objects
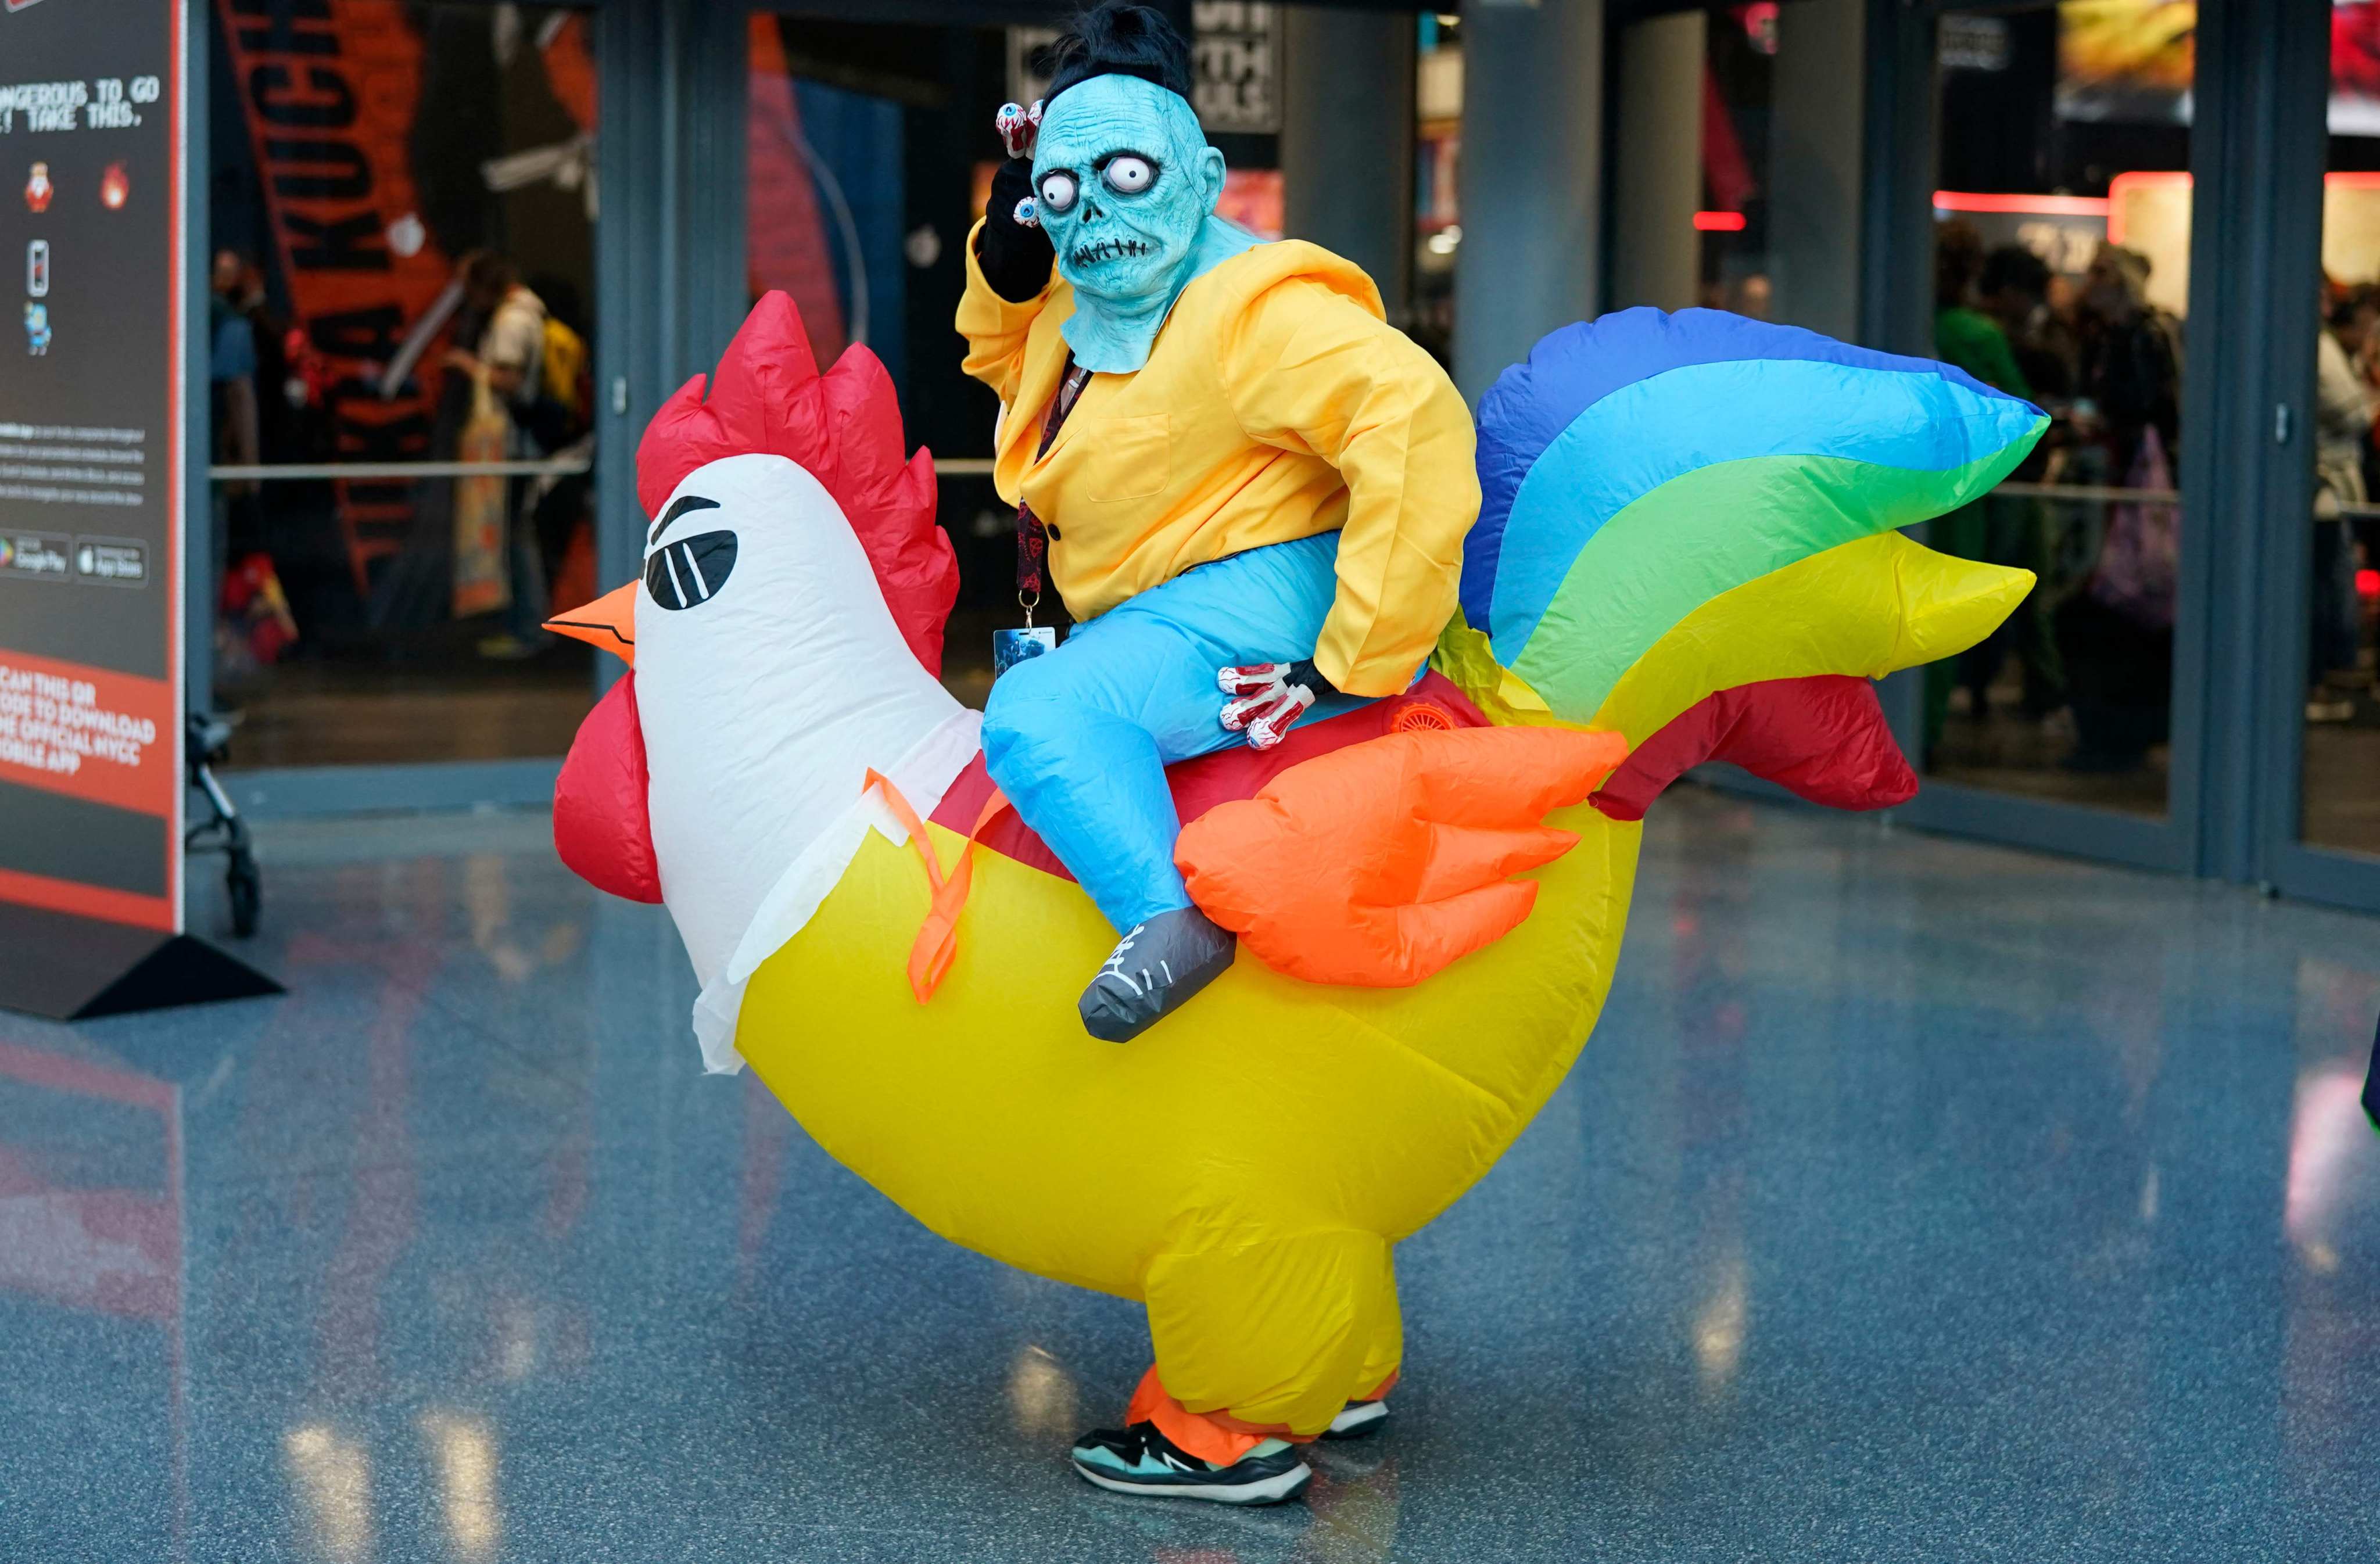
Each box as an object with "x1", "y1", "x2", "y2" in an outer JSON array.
[{"x1": 1078, "y1": 906, "x2": 1236, "y2": 1043}]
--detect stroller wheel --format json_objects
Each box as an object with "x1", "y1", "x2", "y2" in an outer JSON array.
[{"x1": 227, "y1": 849, "x2": 261, "y2": 939}]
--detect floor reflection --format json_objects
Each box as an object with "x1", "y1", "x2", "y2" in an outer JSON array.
[{"x1": 0, "y1": 794, "x2": 2375, "y2": 1561}]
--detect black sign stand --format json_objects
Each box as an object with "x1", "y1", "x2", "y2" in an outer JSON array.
[{"x1": 0, "y1": 903, "x2": 278, "y2": 1019}]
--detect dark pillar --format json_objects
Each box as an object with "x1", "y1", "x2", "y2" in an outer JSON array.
[
  {"x1": 1281, "y1": 8, "x2": 1417, "y2": 318},
  {"x1": 1451, "y1": 0, "x2": 1605, "y2": 404},
  {"x1": 593, "y1": 0, "x2": 749, "y2": 689}
]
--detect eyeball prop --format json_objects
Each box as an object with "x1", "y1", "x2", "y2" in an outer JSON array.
[
  {"x1": 1037, "y1": 170, "x2": 1080, "y2": 216},
  {"x1": 1103, "y1": 155, "x2": 1155, "y2": 195},
  {"x1": 1012, "y1": 196, "x2": 1040, "y2": 229},
  {"x1": 995, "y1": 99, "x2": 1044, "y2": 160}
]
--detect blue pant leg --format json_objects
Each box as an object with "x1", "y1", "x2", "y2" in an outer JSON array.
[
  {"x1": 982, "y1": 532, "x2": 1356, "y2": 932},
  {"x1": 985, "y1": 645, "x2": 1189, "y2": 931},
  {"x1": 1092, "y1": 531, "x2": 1377, "y2": 765}
]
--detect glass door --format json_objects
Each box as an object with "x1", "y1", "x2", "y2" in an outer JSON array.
[
  {"x1": 1890, "y1": 1, "x2": 2200, "y2": 871},
  {"x1": 202, "y1": 2, "x2": 602, "y2": 786},
  {"x1": 1914, "y1": 2, "x2": 2189, "y2": 834},
  {"x1": 2260, "y1": 2, "x2": 2380, "y2": 913}
]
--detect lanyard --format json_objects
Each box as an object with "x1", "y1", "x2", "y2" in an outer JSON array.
[{"x1": 1015, "y1": 358, "x2": 1092, "y2": 622}]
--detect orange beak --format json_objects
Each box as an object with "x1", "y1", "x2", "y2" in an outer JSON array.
[{"x1": 544, "y1": 582, "x2": 637, "y2": 666}]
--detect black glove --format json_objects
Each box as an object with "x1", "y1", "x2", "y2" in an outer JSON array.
[{"x1": 978, "y1": 157, "x2": 1055, "y2": 303}]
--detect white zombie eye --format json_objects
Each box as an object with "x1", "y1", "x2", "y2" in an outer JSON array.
[
  {"x1": 1037, "y1": 170, "x2": 1078, "y2": 214},
  {"x1": 1103, "y1": 155, "x2": 1154, "y2": 194}
]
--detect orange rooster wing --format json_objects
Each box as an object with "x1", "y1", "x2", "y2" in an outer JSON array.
[{"x1": 1175, "y1": 725, "x2": 1629, "y2": 988}]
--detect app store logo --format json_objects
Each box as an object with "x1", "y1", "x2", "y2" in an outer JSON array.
[{"x1": 73, "y1": 536, "x2": 146, "y2": 586}]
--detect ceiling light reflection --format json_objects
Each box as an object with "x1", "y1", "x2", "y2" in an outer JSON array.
[
  {"x1": 496, "y1": 1296, "x2": 538, "y2": 1382},
  {"x1": 284, "y1": 1423, "x2": 374, "y2": 1563},
  {"x1": 2285, "y1": 1064, "x2": 2370, "y2": 1261},
  {"x1": 1007, "y1": 1344, "x2": 1079, "y2": 1439},
  {"x1": 1693, "y1": 1254, "x2": 1748, "y2": 1393},
  {"x1": 419, "y1": 1411, "x2": 501, "y2": 1563}
]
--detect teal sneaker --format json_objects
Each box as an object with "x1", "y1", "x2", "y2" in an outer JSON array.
[{"x1": 1069, "y1": 1422, "x2": 1311, "y2": 1505}]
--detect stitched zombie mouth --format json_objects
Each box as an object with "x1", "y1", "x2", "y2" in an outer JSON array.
[{"x1": 1069, "y1": 237, "x2": 1153, "y2": 266}]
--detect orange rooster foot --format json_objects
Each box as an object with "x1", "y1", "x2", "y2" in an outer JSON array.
[
  {"x1": 1175, "y1": 725, "x2": 1629, "y2": 988},
  {"x1": 1079, "y1": 906, "x2": 1238, "y2": 1042}
]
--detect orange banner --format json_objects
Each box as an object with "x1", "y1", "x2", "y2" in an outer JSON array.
[
  {"x1": 0, "y1": 866, "x2": 171, "y2": 932},
  {"x1": 215, "y1": 0, "x2": 455, "y2": 593},
  {"x1": 0, "y1": 647, "x2": 174, "y2": 819}
]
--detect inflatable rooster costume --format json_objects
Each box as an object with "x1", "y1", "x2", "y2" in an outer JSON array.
[{"x1": 546, "y1": 2, "x2": 2045, "y2": 1507}]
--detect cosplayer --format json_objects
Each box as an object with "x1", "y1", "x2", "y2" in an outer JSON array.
[
  {"x1": 960, "y1": 4, "x2": 1481, "y2": 1043},
  {"x1": 542, "y1": 4, "x2": 2047, "y2": 1508}
]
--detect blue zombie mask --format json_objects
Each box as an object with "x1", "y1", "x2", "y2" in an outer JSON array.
[{"x1": 1032, "y1": 74, "x2": 1257, "y2": 374}]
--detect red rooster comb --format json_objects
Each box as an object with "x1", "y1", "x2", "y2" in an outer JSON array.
[{"x1": 636, "y1": 292, "x2": 958, "y2": 674}]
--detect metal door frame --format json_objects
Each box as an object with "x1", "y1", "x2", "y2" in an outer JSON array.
[
  {"x1": 2238, "y1": 1, "x2": 2380, "y2": 914},
  {"x1": 1837, "y1": 1, "x2": 2350, "y2": 894},
  {"x1": 1862, "y1": 0, "x2": 2204, "y2": 874},
  {"x1": 1868, "y1": 2, "x2": 2380, "y2": 913}
]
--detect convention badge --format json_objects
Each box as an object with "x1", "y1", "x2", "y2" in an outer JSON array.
[
  {"x1": 995, "y1": 582, "x2": 1058, "y2": 677},
  {"x1": 994, "y1": 626, "x2": 1058, "y2": 677}
]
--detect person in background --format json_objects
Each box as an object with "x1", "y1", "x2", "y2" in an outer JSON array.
[
  {"x1": 2053, "y1": 242, "x2": 2184, "y2": 774},
  {"x1": 447, "y1": 249, "x2": 547, "y2": 415},
  {"x1": 1980, "y1": 243, "x2": 2078, "y2": 407},
  {"x1": 209, "y1": 250, "x2": 261, "y2": 486},
  {"x1": 207, "y1": 250, "x2": 263, "y2": 709},
  {"x1": 445, "y1": 250, "x2": 550, "y2": 657},
  {"x1": 1926, "y1": 222, "x2": 2033, "y2": 755},
  {"x1": 1933, "y1": 221, "x2": 2031, "y2": 399},
  {"x1": 2075, "y1": 243, "x2": 2181, "y2": 481},
  {"x1": 2310, "y1": 283, "x2": 2377, "y2": 723},
  {"x1": 1961, "y1": 243, "x2": 2073, "y2": 722},
  {"x1": 1730, "y1": 272, "x2": 1774, "y2": 321}
]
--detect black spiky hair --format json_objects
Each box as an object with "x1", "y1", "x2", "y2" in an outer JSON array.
[{"x1": 1044, "y1": 3, "x2": 1195, "y2": 106}]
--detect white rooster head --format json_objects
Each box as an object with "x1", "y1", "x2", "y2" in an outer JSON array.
[{"x1": 547, "y1": 293, "x2": 963, "y2": 988}]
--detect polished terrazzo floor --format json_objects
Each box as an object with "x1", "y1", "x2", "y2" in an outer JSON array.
[{"x1": 5, "y1": 790, "x2": 2377, "y2": 1563}]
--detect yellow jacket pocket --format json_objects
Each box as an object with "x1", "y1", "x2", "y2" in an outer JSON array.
[{"x1": 1081, "y1": 415, "x2": 1170, "y2": 502}]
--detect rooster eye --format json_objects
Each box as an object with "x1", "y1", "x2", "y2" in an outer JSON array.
[{"x1": 646, "y1": 529, "x2": 737, "y2": 610}]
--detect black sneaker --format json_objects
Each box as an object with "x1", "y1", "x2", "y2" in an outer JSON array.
[
  {"x1": 1078, "y1": 906, "x2": 1236, "y2": 1043},
  {"x1": 1318, "y1": 1399, "x2": 1387, "y2": 1440},
  {"x1": 1070, "y1": 1422, "x2": 1311, "y2": 1505}
]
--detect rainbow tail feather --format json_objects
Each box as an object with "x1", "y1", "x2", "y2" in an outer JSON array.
[{"x1": 1438, "y1": 307, "x2": 2044, "y2": 780}]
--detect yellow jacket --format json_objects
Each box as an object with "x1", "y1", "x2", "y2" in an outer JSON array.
[{"x1": 957, "y1": 227, "x2": 1481, "y2": 697}]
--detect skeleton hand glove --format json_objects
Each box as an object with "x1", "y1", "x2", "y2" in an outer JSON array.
[{"x1": 1217, "y1": 659, "x2": 1337, "y2": 751}]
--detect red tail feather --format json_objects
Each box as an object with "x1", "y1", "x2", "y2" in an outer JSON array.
[{"x1": 1590, "y1": 675, "x2": 1916, "y2": 821}]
